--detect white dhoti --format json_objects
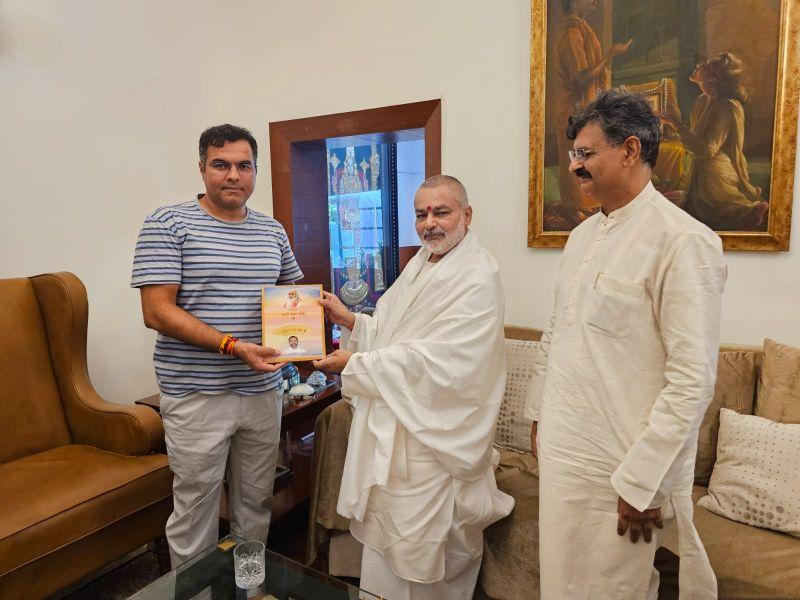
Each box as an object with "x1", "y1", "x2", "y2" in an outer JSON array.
[
  {"x1": 538, "y1": 419, "x2": 676, "y2": 599},
  {"x1": 160, "y1": 389, "x2": 282, "y2": 567},
  {"x1": 360, "y1": 525, "x2": 482, "y2": 600},
  {"x1": 349, "y1": 432, "x2": 490, "y2": 589}
]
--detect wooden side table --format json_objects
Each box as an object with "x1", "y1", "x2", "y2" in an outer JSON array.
[{"x1": 134, "y1": 377, "x2": 341, "y2": 427}]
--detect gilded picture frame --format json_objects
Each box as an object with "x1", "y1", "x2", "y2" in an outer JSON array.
[{"x1": 528, "y1": 0, "x2": 800, "y2": 251}]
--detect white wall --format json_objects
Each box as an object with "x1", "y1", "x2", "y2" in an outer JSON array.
[{"x1": 1, "y1": 1, "x2": 798, "y2": 403}]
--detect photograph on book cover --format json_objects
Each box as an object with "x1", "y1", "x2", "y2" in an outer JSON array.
[{"x1": 262, "y1": 284, "x2": 326, "y2": 362}]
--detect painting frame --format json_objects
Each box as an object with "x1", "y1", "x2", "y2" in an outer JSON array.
[{"x1": 528, "y1": 0, "x2": 800, "y2": 251}]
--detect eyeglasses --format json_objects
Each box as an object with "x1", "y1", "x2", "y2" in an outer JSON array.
[{"x1": 568, "y1": 140, "x2": 625, "y2": 163}]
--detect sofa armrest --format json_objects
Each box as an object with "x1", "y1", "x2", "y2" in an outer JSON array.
[
  {"x1": 65, "y1": 385, "x2": 164, "y2": 455},
  {"x1": 30, "y1": 272, "x2": 165, "y2": 455}
]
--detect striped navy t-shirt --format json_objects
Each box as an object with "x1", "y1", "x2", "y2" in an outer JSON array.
[{"x1": 131, "y1": 199, "x2": 303, "y2": 397}]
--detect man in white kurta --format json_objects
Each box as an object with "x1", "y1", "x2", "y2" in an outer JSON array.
[
  {"x1": 314, "y1": 175, "x2": 514, "y2": 600},
  {"x1": 526, "y1": 90, "x2": 726, "y2": 599}
]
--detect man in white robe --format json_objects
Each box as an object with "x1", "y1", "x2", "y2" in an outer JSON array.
[
  {"x1": 313, "y1": 175, "x2": 514, "y2": 600},
  {"x1": 525, "y1": 90, "x2": 726, "y2": 599}
]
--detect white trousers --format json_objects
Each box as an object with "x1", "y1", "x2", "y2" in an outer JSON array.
[
  {"x1": 359, "y1": 534, "x2": 482, "y2": 600},
  {"x1": 538, "y1": 452, "x2": 669, "y2": 600},
  {"x1": 160, "y1": 389, "x2": 282, "y2": 568}
]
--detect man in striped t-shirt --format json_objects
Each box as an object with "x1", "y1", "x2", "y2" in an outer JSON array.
[{"x1": 132, "y1": 124, "x2": 302, "y2": 567}]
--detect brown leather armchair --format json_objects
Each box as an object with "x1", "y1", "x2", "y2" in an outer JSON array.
[{"x1": 0, "y1": 272, "x2": 172, "y2": 599}]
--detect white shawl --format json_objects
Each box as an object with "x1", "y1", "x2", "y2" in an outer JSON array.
[{"x1": 337, "y1": 232, "x2": 513, "y2": 537}]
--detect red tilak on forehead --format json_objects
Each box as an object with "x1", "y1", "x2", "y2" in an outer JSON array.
[{"x1": 427, "y1": 206, "x2": 432, "y2": 212}]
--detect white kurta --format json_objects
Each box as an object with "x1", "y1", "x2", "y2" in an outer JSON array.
[
  {"x1": 524, "y1": 182, "x2": 726, "y2": 599},
  {"x1": 337, "y1": 231, "x2": 514, "y2": 585}
]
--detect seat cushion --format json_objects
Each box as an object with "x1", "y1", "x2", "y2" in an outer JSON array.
[
  {"x1": 479, "y1": 448, "x2": 539, "y2": 600},
  {"x1": 692, "y1": 486, "x2": 800, "y2": 599},
  {"x1": 495, "y1": 340, "x2": 539, "y2": 454},
  {"x1": 0, "y1": 444, "x2": 171, "y2": 576},
  {"x1": 756, "y1": 339, "x2": 800, "y2": 424},
  {"x1": 694, "y1": 350, "x2": 757, "y2": 485}
]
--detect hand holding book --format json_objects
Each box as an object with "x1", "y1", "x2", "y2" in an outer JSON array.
[
  {"x1": 234, "y1": 341, "x2": 283, "y2": 372},
  {"x1": 319, "y1": 290, "x2": 356, "y2": 330}
]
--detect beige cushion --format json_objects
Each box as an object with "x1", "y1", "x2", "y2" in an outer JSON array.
[
  {"x1": 0, "y1": 444, "x2": 171, "y2": 576},
  {"x1": 692, "y1": 485, "x2": 800, "y2": 599},
  {"x1": 698, "y1": 408, "x2": 800, "y2": 538},
  {"x1": 495, "y1": 340, "x2": 538, "y2": 454},
  {"x1": 756, "y1": 338, "x2": 800, "y2": 423},
  {"x1": 694, "y1": 351, "x2": 757, "y2": 485}
]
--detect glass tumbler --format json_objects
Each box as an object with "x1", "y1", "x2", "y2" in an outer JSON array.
[{"x1": 233, "y1": 540, "x2": 265, "y2": 589}]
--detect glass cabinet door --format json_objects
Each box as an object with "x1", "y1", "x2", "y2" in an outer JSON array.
[{"x1": 326, "y1": 139, "x2": 424, "y2": 347}]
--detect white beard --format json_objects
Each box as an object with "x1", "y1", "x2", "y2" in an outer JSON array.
[{"x1": 419, "y1": 213, "x2": 467, "y2": 255}]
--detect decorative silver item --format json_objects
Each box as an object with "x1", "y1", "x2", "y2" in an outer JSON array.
[
  {"x1": 373, "y1": 250, "x2": 386, "y2": 292},
  {"x1": 306, "y1": 371, "x2": 327, "y2": 388},
  {"x1": 288, "y1": 383, "x2": 315, "y2": 398},
  {"x1": 339, "y1": 256, "x2": 369, "y2": 307}
]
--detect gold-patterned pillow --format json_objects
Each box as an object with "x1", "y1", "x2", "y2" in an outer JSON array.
[
  {"x1": 755, "y1": 339, "x2": 800, "y2": 424},
  {"x1": 694, "y1": 351, "x2": 757, "y2": 486},
  {"x1": 698, "y1": 408, "x2": 800, "y2": 538},
  {"x1": 495, "y1": 339, "x2": 538, "y2": 454}
]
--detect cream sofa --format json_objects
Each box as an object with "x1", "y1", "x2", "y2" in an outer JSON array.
[
  {"x1": 481, "y1": 329, "x2": 800, "y2": 600},
  {"x1": 307, "y1": 327, "x2": 800, "y2": 599}
]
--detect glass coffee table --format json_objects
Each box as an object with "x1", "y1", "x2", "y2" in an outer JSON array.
[{"x1": 129, "y1": 535, "x2": 379, "y2": 600}]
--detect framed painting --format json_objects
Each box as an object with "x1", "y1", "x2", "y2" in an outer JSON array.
[{"x1": 528, "y1": 0, "x2": 800, "y2": 251}]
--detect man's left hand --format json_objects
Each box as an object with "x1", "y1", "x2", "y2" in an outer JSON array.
[
  {"x1": 617, "y1": 497, "x2": 663, "y2": 544},
  {"x1": 312, "y1": 350, "x2": 353, "y2": 374}
]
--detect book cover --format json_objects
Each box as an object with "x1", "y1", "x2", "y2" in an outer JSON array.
[{"x1": 262, "y1": 284, "x2": 326, "y2": 362}]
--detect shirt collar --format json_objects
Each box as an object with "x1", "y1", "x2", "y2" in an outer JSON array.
[{"x1": 599, "y1": 181, "x2": 655, "y2": 226}]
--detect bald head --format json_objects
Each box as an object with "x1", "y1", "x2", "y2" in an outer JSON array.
[{"x1": 416, "y1": 175, "x2": 469, "y2": 209}]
